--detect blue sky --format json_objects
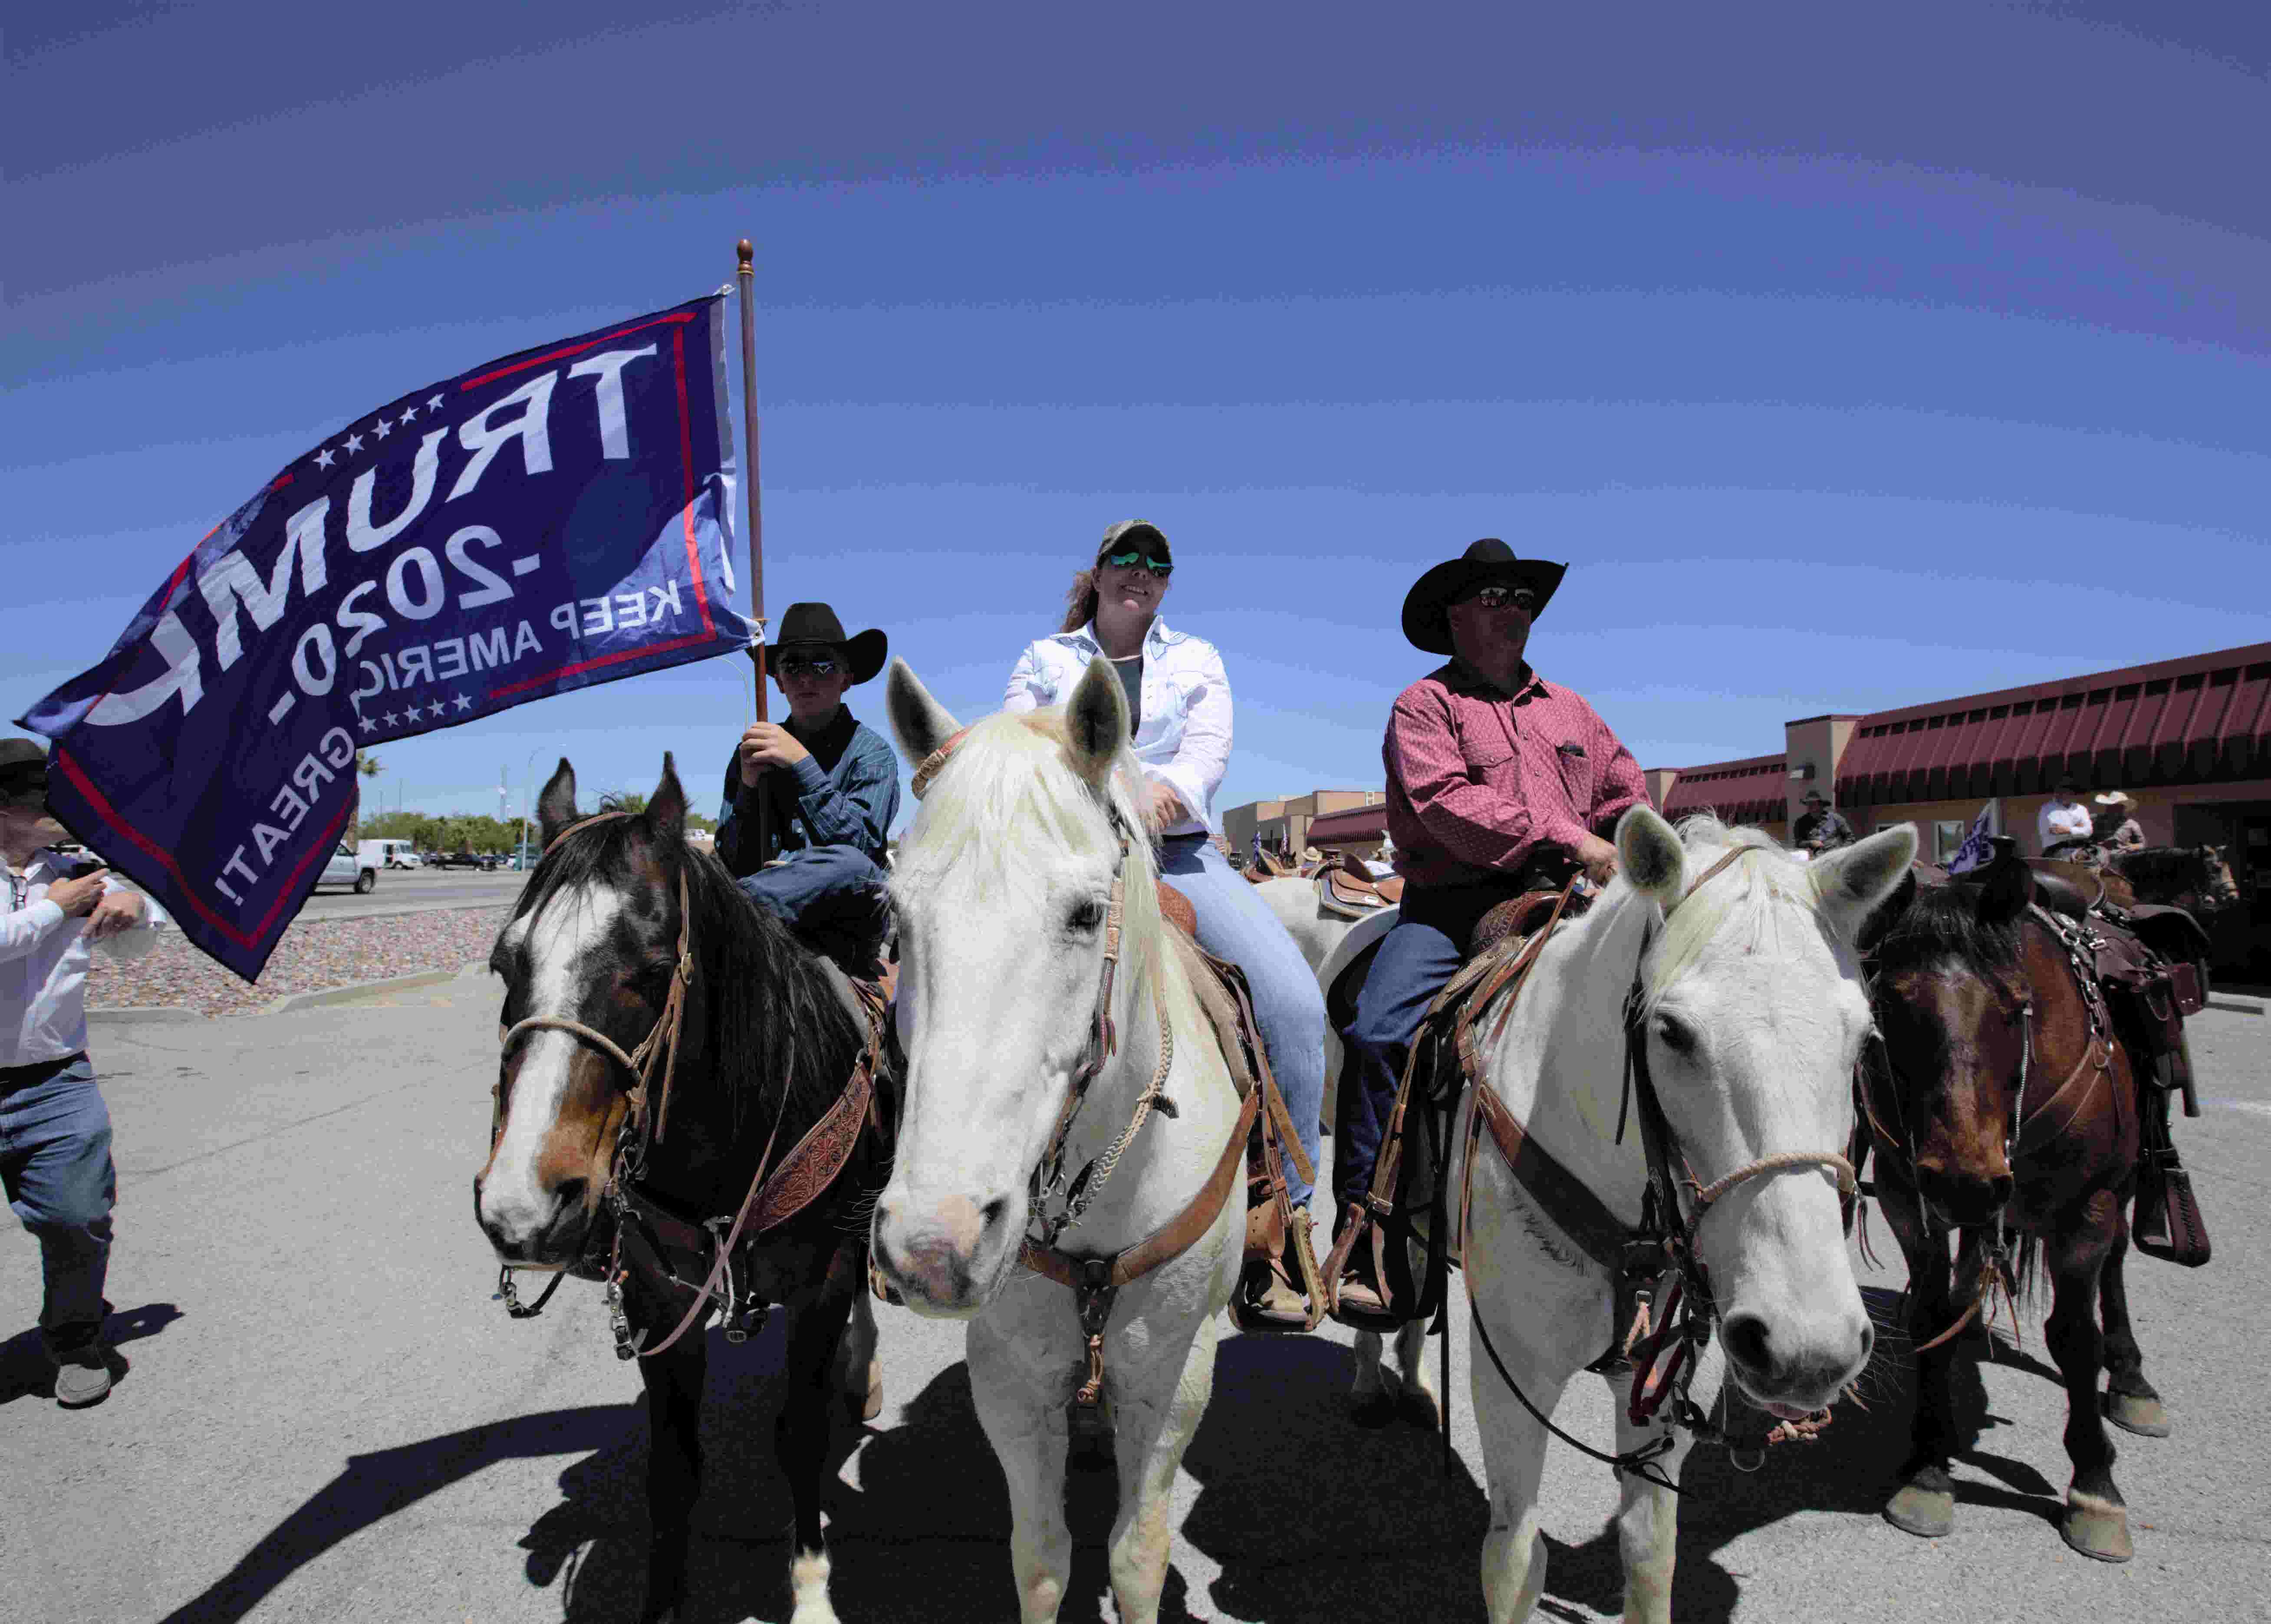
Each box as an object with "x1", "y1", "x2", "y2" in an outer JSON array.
[{"x1": 6, "y1": 2, "x2": 2267, "y2": 828}]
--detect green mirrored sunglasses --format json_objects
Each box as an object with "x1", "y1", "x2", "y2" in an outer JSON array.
[{"x1": 1102, "y1": 550, "x2": 1172, "y2": 578}]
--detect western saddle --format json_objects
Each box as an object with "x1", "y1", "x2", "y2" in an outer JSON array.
[{"x1": 1316, "y1": 848, "x2": 1405, "y2": 916}]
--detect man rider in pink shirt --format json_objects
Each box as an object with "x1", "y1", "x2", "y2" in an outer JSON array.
[{"x1": 1330, "y1": 540, "x2": 1647, "y2": 1324}]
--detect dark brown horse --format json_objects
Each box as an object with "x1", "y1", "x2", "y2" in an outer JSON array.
[
  {"x1": 475, "y1": 756, "x2": 892, "y2": 1624},
  {"x1": 2107, "y1": 843, "x2": 2241, "y2": 914},
  {"x1": 1861, "y1": 847, "x2": 2160, "y2": 1563}
]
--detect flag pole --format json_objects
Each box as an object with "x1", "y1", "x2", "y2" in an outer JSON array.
[{"x1": 737, "y1": 238, "x2": 771, "y2": 863}]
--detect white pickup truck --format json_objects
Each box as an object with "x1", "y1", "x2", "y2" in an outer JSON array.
[{"x1": 316, "y1": 841, "x2": 378, "y2": 894}]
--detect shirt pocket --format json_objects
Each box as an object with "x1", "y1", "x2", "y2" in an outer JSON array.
[
  {"x1": 1553, "y1": 740, "x2": 1597, "y2": 811},
  {"x1": 1451, "y1": 709, "x2": 1514, "y2": 781}
]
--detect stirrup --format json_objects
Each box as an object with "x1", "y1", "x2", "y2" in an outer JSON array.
[{"x1": 1229, "y1": 1209, "x2": 1326, "y2": 1335}]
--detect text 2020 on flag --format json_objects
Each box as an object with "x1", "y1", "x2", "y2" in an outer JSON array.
[{"x1": 20, "y1": 293, "x2": 753, "y2": 980}]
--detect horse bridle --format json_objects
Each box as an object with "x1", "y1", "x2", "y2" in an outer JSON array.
[
  {"x1": 1463, "y1": 846, "x2": 1862, "y2": 1488},
  {"x1": 1610, "y1": 850, "x2": 1860, "y2": 1405},
  {"x1": 909, "y1": 725, "x2": 1175, "y2": 1249},
  {"x1": 490, "y1": 810, "x2": 699, "y2": 1334}
]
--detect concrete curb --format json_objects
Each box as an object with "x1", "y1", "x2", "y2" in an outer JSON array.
[
  {"x1": 2208, "y1": 998, "x2": 2264, "y2": 1016},
  {"x1": 89, "y1": 1005, "x2": 205, "y2": 1024},
  {"x1": 262, "y1": 968, "x2": 463, "y2": 1015}
]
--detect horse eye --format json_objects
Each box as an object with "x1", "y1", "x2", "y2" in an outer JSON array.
[
  {"x1": 1654, "y1": 1015, "x2": 1696, "y2": 1055},
  {"x1": 1067, "y1": 898, "x2": 1105, "y2": 934}
]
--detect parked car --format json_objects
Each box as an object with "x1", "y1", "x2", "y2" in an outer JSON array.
[
  {"x1": 317, "y1": 841, "x2": 378, "y2": 894},
  {"x1": 435, "y1": 850, "x2": 489, "y2": 870}
]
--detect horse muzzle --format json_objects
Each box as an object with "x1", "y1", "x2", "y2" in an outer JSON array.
[
  {"x1": 474, "y1": 1172, "x2": 599, "y2": 1267},
  {"x1": 871, "y1": 1189, "x2": 1020, "y2": 1318},
  {"x1": 1720, "y1": 1301, "x2": 1874, "y2": 1415}
]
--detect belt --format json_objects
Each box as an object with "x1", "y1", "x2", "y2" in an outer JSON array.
[{"x1": 0, "y1": 1051, "x2": 87, "y2": 1088}]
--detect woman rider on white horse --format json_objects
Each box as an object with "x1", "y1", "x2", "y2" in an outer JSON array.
[{"x1": 1002, "y1": 521, "x2": 1328, "y2": 1329}]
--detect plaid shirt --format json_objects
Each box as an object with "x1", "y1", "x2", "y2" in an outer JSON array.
[{"x1": 1384, "y1": 662, "x2": 1647, "y2": 889}]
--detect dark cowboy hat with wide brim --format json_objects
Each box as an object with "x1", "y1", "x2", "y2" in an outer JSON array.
[
  {"x1": 772, "y1": 602, "x2": 888, "y2": 685},
  {"x1": 1399, "y1": 539, "x2": 1567, "y2": 656}
]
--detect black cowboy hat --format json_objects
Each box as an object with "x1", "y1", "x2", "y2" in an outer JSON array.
[
  {"x1": 1800, "y1": 789, "x2": 1831, "y2": 806},
  {"x1": 1399, "y1": 539, "x2": 1567, "y2": 656},
  {"x1": 773, "y1": 602, "x2": 887, "y2": 685},
  {"x1": 0, "y1": 738, "x2": 48, "y2": 804}
]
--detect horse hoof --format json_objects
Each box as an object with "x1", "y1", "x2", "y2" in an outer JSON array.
[
  {"x1": 2062, "y1": 1495, "x2": 2133, "y2": 1563},
  {"x1": 1350, "y1": 1390, "x2": 1396, "y2": 1430},
  {"x1": 1883, "y1": 1482, "x2": 1956, "y2": 1539},
  {"x1": 1394, "y1": 1381, "x2": 1442, "y2": 1433},
  {"x1": 2103, "y1": 1390, "x2": 2170, "y2": 1438}
]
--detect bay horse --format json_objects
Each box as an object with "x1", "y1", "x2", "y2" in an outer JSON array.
[
  {"x1": 1445, "y1": 811, "x2": 1912, "y2": 1622},
  {"x1": 875, "y1": 657, "x2": 1248, "y2": 1624},
  {"x1": 1861, "y1": 847, "x2": 2157, "y2": 1562},
  {"x1": 475, "y1": 756, "x2": 892, "y2": 1624}
]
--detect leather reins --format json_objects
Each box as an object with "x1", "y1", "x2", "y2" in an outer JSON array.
[
  {"x1": 491, "y1": 810, "x2": 887, "y2": 1360},
  {"x1": 911, "y1": 724, "x2": 1251, "y2": 1410},
  {"x1": 1460, "y1": 845, "x2": 1861, "y2": 1488}
]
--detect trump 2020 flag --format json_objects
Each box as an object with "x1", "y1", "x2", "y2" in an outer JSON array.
[
  {"x1": 1946, "y1": 804, "x2": 1997, "y2": 874},
  {"x1": 20, "y1": 293, "x2": 751, "y2": 980}
]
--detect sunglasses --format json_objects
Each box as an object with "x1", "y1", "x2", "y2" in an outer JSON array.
[
  {"x1": 1101, "y1": 550, "x2": 1173, "y2": 579},
  {"x1": 1460, "y1": 584, "x2": 1537, "y2": 613},
  {"x1": 777, "y1": 654, "x2": 841, "y2": 679}
]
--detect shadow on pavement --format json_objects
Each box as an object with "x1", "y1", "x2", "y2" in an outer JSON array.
[
  {"x1": 150, "y1": 1278, "x2": 2106, "y2": 1624},
  {"x1": 0, "y1": 1299, "x2": 181, "y2": 1405}
]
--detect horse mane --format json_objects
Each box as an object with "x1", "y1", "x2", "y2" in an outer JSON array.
[
  {"x1": 1631, "y1": 816, "x2": 1842, "y2": 1012},
  {"x1": 1866, "y1": 873, "x2": 2022, "y2": 976},
  {"x1": 513, "y1": 815, "x2": 862, "y2": 1139},
  {"x1": 892, "y1": 707, "x2": 1181, "y2": 1031}
]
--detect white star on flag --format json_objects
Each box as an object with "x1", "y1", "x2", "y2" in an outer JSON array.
[
  {"x1": 452, "y1": 693, "x2": 473, "y2": 712},
  {"x1": 358, "y1": 715, "x2": 375, "y2": 733},
  {"x1": 427, "y1": 393, "x2": 444, "y2": 412},
  {"x1": 382, "y1": 711, "x2": 400, "y2": 727},
  {"x1": 372, "y1": 416, "x2": 392, "y2": 438},
  {"x1": 398, "y1": 402, "x2": 418, "y2": 422},
  {"x1": 345, "y1": 433, "x2": 364, "y2": 454},
  {"x1": 315, "y1": 448, "x2": 336, "y2": 470}
]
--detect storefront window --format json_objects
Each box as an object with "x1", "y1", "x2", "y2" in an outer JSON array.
[{"x1": 1934, "y1": 820, "x2": 1967, "y2": 864}]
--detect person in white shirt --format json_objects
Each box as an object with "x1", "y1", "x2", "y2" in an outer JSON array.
[
  {"x1": 1003, "y1": 522, "x2": 1328, "y2": 1331},
  {"x1": 0, "y1": 739, "x2": 168, "y2": 1407},
  {"x1": 2038, "y1": 776, "x2": 2095, "y2": 858}
]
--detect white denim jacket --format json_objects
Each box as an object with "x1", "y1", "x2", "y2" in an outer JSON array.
[{"x1": 1001, "y1": 617, "x2": 1231, "y2": 837}]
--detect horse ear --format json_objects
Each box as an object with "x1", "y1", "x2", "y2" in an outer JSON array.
[
  {"x1": 885, "y1": 658, "x2": 961, "y2": 769},
  {"x1": 536, "y1": 758, "x2": 579, "y2": 852},
  {"x1": 1616, "y1": 804, "x2": 1686, "y2": 909},
  {"x1": 1811, "y1": 824, "x2": 1919, "y2": 935},
  {"x1": 1856, "y1": 865, "x2": 1916, "y2": 955},
  {"x1": 646, "y1": 753, "x2": 686, "y2": 847},
  {"x1": 1975, "y1": 843, "x2": 2032, "y2": 927},
  {"x1": 1064, "y1": 656, "x2": 1127, "y2": 786}
]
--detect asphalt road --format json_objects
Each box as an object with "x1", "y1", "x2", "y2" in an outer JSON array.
[
  {"x1": 4, "y1": 985, "x2": 2266, "y2": 1624},
  {"x1": 297, "y1": 868, "x2": 527, "y2": 922}
]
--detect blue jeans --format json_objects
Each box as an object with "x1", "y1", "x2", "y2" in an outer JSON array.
[
  {"x1": 738, "y1": 844, "x2": 891, "y2": 972},
  {"x1": 1336, "y1": 883, "x2": 1512, "y2": 1215},
  {"x1": 1, "y1": 1055, "x2": 115, "y2": 1351},
  {"x1": 1159, "y1": 834, "x2": 1326, "y2": 1210}
]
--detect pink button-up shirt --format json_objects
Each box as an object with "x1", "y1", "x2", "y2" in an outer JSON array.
[{"x1": 1385, "y1": 662, "x2": 1647, "y2": 889}]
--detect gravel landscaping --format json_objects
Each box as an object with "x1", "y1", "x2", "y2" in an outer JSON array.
[{"x1": 86, "y1": 904, "x2": 512, "y2": 1017}]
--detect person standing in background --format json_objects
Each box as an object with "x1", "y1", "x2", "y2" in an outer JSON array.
[{"x1": 0, "y1": 738, "x2": 169, "y2": 1407}]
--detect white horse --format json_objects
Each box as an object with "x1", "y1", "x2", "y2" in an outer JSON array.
[
  {"x1": 1453, "y1": 808, "x2": 1912, "y2": 1622},
  {"x1": 874, "y1": 656, "x2": 1245, "y2": 1624},
  {"x1": 1252, "y1": 875, "x2": 1439, "y2": 1428}
]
